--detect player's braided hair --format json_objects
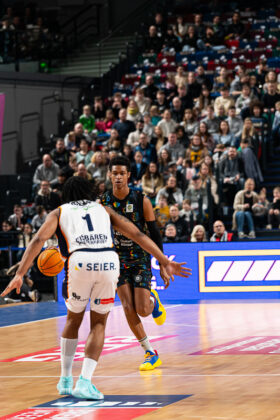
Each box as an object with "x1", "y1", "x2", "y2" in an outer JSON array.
[{"x1": 62, "y1": 176, "x2": 96, "y2": 203}]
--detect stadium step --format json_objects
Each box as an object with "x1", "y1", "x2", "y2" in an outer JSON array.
[{"x1": 54, "y1": 35, "x2": 134, "y2": 77}]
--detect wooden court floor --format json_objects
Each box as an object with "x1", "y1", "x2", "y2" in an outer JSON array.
[{"x1": 1, "y1": 300, "x2": 280, "y2": 419}]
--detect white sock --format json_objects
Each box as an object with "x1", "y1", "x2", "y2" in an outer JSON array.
[
  {"x1": 81, "y1": 357, "x2": 98, "y2": 380},
  {"x1": 60, "y1": 337, "x2": 78, "y2": 377},
  {"x1": 139, "y1": 336, "x2": 154, "y2": 353}
]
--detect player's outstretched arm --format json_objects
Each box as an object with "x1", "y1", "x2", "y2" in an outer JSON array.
[
  {"x1": 1, "y1": 209, "x2": 59, "y2": 297},
  {"x1": 105, "y1": 206, "x2": 191, "y2": 279}
]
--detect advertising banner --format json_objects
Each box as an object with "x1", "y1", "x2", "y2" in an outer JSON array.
[{"x1": 57, "y1": 241, "x2": 280, "y2": 303}]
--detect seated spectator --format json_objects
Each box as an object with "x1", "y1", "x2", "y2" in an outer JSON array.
[
  {"x1": 87, "y1": 151, "x2": 108, "y2": 181},
  {"x1": 181, "y1": 108, "x2": 199, "y2": 138},
  {"x1": 31, "y1": 205, "x2": 47, "y2": 231},
  {"x1": 175, "y1": 125, "x2": 189, "y2": 148},
  {"x1": 177, "y1": 83, "x2": 194, "y2": 110},
  {"x1": 174, "y1": 65, "x2": 187, "y2": 87},
  {"x1": 210, "y1": 220, "x2": 233, "y2": 242},
  {"x1": 235, "y1": 84, "x2": 256, "y2": 116},
  {"x1": 190, "y1": 224, "x2": 207, "y2": 242},
  {"x1": 230, "y1": 65, "x2": 248, "y2": 98},
  {"x1": 106, "y1": 128, "x2": 122, "y2": 152},
  {"x1": 173, "y1": 16, "x2": 188, "y2": 42},
  {"x1": 93, "y1": 96, "x2": 106, "y2": 120},
  {"x1": 145, "y1": 25, "x2": 162, "y2": 53},
  {"x1": 134, "y1": 88, "x2": 150, "y2": 114},
  {"x1": 157, "y1": 109, "x2": 177, "y2": 138},
  {"x1": 33, "y1": 154, "x2": 59, "y2": 188},
  {"x1": 214, "y1": 120, "x2": 235, "y2": 147},
  {"x1": 130, "y1": 151, "x2": 147, "y2": 187},
  {"x1": 135, "y1": 132, "x2": 157, "y2": 164},
  {"x1": 150, "y1": 105, "x2": 162, "y2": 126},
  {"x1": 165, "y1": 74, "x2": 178, "y2": 103},
  {"x1": 96, "y1": 109, "x2": 116, "y2": 133},
  {"x1": 213, "y1": 67, "x2": 232, "y2": 91},
  {"x1": 226, "y1": 11, "x2": 246, "y2": 39},
  {"x1": 152, "y1": 125, "x2": 166, "y2": 152},
  {"x1": 262, "y1": 82, "x2": 280, "y2": 113},
  {"x1": 214, "y1": 87, "x2": 235, "y2": 116},
  {"x1": 141, "y1": 162, "x2": 164, "y2": 205},
  {"x1": 162, "y1": 223, "x2": 181, "y2": 243},
  {"x1": 185, "y1": 175, "x2": 208, "y2": 220},
  {"x1": 61, "y1": 155, "x2": 77, "y2": 179},
  {"x1": 240, "y1": 118, "x2": 259, "y2": 156},
  {"x1": 182, "y1": 25, "x2": 197, "y2": 53},
  {"x1": 79, "y1": 104, "x2": 95, "y2": 133},
  {"x1": 112, "y1": 108, "x2": 136, "y2": 144},
  {"x1": 75, "y1": 139, "x2": 94, "y2": 167},
  {"x1": 123, "y1": 144, "x2": 134, "y2": 162},
  {"x1": 142, "y1": 75, "x2": 158, "y2": 102},
  {"x1": 219, "y1": 146, "x2": 244, "y2": 206},
  {"x1": 50, "y1": 138, "x2": 70, "y2": 168},
  {"x1": 240, "y1": 140, "x2": 263, "y2": 185},
  {"x1": 181, "y1": 159, "x2": 196, "y2": 186},
  {"x1": 249, "y1": 74, "x2": 261, "y2": 99},
  {"x1": 17, "y1": 223, "x2": 34, "y2": 260},
  {"x1": 198, "y1": 25, "x2": 224, "y2": 51},
  {"x1": 179, "y1": 198, "x2": 196, "y2": 225},
  {"x1": 52, "y1": 170, "x2": 67, "y2": 197},
  {"x1": 158, "y1": 148, "x2": 171, "y2": 178},
  {"x1": 154, "y1": 11, "x2": 167, "y2": 36},
  {"x1": 249, "y1": 102, "x2": 269, "y2": 139},
  {"x1": 202, "y1": 105, "x2": 220, "y2": 135},
  {"x1": 73, "y1": 122, "x2": 91, "y2": 147},
  {"x1": 126, "y1": 99, "x2": 141, "y2": 124},
  {"x1": 34, "y1": 180, "x2": 61, "y2": 212},
  {"x1": 156, "y1": 175, "x2": 183, "y2": 206},
  {"x1": 232, "y1": 178, "x2": 258, "y2": 238},
  {"x1": 154, "y1": 194, "x2": 170, "y2": 234},
  {"x1": 159, "y1": 132, "x2": 185, "y2": 167},
  {"x1": 162, "y1": 25, "x2": 180, "y2": 52},
  {"x1": 171, "y1": 97, "x2": 184, "y2": 123},
  {"x1": 198, "y1": 162, "x2": 218, "y2": 205},
  {"x1": 217, "y1": 105, "x2": 227, "y2": 121},
  {"x1": 8, "y1": 204, "x2": 27, "y2": 230},
  {"x1": 196, "y1": 66, "x2": 212, "y2": 91},
  {"x1": 252, "y1": 188, "x2": 269, "y2": 229},
  {"x1": 195, "y1": 85, "x2": 213, "y2": 118},
  {"x1": 166, "y1": 161, "x2": 187, "y2": 193},
  {"x1": 64, "y1": 131, "x2": 78, "y2": 152},
  {"x1": 272, "y1": 101, "x2": 280, "y2": 145},
  {"x1": 74, "y1": 163, "x2": 93, "y2": 181},
  {"x1": 167, "y1": 205, "x2": 189, "y2": 240},
  {"x1": 263, "y1": 71, "x2": 279, "y2": 94},
  {"x1": 226, "y1": 106, "x2": 243, "y2": 139},
  {"x1": 143, "y1": 112, "x2": 154, "y2": 139},
  {"x1": 267, "y1": 186, "x2": 280, "y2": 229},
  {"x1": 197, "y1": 121, "x2": 215, "y2": 152},
  {"x1": 212, "y1": 143, "x2": 226, "y2": 169},
  {"x1": 185, "y1": 134, "x2": 208, "y2": 169},
  {"x1": 255, "y1": 59, "x2": 268, "y2": 86},
  {"x1": 111, "y1": 92, "x2": 126, "y2": 119},
  {"x1": 186, "y1": 71, "x2": 201, "y2": 101},
  {"x1": 212, "y1": 14, "x2": 225, "y2": 43},
  {"x1": 193, "y1": 13, "x2": 205, "y2": 39},
  {"x1": 95, "y1": 179, "x2": 106, "y2": 199}
]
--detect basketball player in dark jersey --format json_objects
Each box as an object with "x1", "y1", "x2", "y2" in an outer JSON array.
[{"x1": 102, "y1": 156, "x2": 172, "y2": 370}]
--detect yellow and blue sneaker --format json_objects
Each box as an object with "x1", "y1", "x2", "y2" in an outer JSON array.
[
  {"x1": 72, "y1": 375, "x2": 104, "y2": 400},
  {"x1": 139, "y1": 350, "x2": 162, "y2": 371},
  {"x1": 57, "y1": 376, "x2": 73, "y2": 395},
  {"x1": 151, "y1": 289, "x2": 166, "y2": 325}
]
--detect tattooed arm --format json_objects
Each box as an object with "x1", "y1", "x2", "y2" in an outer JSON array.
[{"x1": 104, "y1": 206, "x2": 191, "y2": 279}]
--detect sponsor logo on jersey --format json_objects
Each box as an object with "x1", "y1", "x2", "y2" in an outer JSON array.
[
  {"x1": 126, "y1": 204, "x2": 133, "y2": 212},
  {"x1": 75, "y1": 233, "x2": 108, "y2": 246},
  {"x1": 135, "y1": 275, "x2": 142, "y2": 282},
  {"x1": 75, "y1": 263, "x2": 83, "y2": 271},
  {"x1": 86, "y1": 262, "x2": 116, "y2": 271}
]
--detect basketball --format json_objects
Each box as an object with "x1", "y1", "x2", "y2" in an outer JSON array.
[{"x1": 37, "y1": 248, "x2": 64, "y2": 277}]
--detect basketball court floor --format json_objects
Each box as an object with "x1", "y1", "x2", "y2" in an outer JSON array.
[{"x1": 1, "y1": 300, "x2": 280, "y2": 419}]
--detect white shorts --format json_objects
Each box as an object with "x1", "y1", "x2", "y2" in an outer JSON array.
[{"x1": 62, "y1": 250, "x2": 120, "y2": 314}]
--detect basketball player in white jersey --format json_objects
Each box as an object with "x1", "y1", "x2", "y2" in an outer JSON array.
[{"x1": 1, "y1": 177, "x2": 191, "y2": 400}]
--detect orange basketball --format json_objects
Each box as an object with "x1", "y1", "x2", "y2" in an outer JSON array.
[{"x1": 37, "y1": 248, "x2": 64, "y2": 277}]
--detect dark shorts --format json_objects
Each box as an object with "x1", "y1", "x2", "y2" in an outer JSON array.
[{"x1": 118, "y1": 259, "x2": 152, "y2": 290}]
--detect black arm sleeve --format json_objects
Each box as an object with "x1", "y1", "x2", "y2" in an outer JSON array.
[{"x1": 146, "y1": 221, "x2": 163, "y2": 252}]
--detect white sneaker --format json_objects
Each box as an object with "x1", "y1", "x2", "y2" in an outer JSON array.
[
  {"x1": 266, "y1": 224, "x2": 272, "y2": 230},
  {"x1": 248, "y1": 231, "x2": 256, "y2": 238},
  {"x1": 238, "y1": 231, "x2": 245, "y2": 239}
]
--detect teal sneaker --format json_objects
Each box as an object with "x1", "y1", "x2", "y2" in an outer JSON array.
[
  {"x1": 57, "y1": 376, "x2": 73, "y2": 395},
  {"x1": 151, "y1": 289, "x2": 166, "y2": 325},
  {"x1": 72, "y1": 375, "x2": 104, "y2": 400}
]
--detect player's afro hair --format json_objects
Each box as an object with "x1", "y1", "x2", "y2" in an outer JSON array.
[{"x1": 62, "y1": 176, "x2": 96, "y2": 203}]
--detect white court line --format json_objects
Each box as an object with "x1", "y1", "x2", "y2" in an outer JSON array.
[{"x1": 0, "y1": 303, "x2": 182, "y2": 329}]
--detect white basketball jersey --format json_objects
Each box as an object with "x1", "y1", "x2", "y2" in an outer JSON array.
[{"x1": 57, "y1": 200, "x2": 114, "y2": 257}]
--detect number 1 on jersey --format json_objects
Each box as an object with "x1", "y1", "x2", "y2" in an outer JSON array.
[{"x1": 82, "y1": 214, "x2": 94, "y2": 231}]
